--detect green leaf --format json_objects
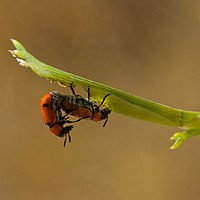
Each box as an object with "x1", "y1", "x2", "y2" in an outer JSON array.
[{"x1": 9, "y1": 39, "x2": 200, "y2": 149}]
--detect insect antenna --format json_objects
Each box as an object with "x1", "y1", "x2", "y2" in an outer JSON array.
[
  {"x1": 103, "y1": 118, "x2": 109, "y2": 127},
  {"x1": 98, "y1": 94, "x2": 111, "y2": 108}
]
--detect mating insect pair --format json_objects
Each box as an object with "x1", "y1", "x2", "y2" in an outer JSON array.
[{"x1": 40, "y1": 84, "x2": 111, "y2": 147}]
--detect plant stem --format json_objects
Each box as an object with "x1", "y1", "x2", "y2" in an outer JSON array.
[{"x1": 9, "y1": 39, "x2": 200, "y2": 149}]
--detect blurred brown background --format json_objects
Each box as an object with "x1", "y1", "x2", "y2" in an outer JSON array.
[{"x1": 1, "y1": 0, "x2": 200, "y2": 199}]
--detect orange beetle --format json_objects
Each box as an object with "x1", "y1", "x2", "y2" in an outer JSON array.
[
  {"x1": 50, "y1": 84, "x2": 111, "y2": 127},
  {"x1": 40, "y1": 93, "x2": 73, "y2": 147},
  {"x1": 40, "y1": 83, "x2": 111, "y2": 147}
]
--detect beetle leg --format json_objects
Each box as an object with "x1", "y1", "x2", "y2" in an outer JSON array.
[
  {"x1": 68, "y1": 133, "x2": 71, "y2": 143},
  {"x1": 63, "y1": 136, "x2": 67, "y2": 147},
  {"x1": 62, "y1": 125, "x2": 73, "y2": 147},
  {"x1": 70, "y1": 82, "x2": 76, "y2": 96},
  {"x1": 87, "y1": 86, "x2": 91, "y2": 101},
  {"x1": 64, "y1": 116, "x2": 90, "y2": 124}
]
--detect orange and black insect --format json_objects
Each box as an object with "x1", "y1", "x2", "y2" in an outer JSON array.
[
  {"x1": 41, "y1": 83, "x2": 111, "y2": 147},
  {"x1": 40, "y1": 93, "x2": 73, "y2": 147},
  {"x1": 50, "y1": 83, "x2": 111, "y2": 127}
]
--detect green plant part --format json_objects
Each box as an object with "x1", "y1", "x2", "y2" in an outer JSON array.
[{"x1": 9, "y1": 39, "x2": 200, "y2": 149}]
